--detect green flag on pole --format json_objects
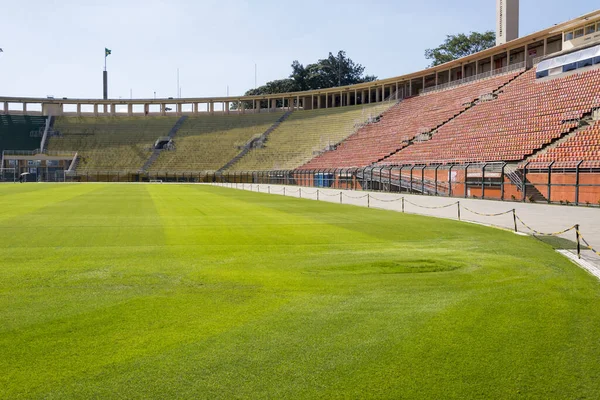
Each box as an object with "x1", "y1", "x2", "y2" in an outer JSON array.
[{"x1": 105, "y1": 48, "x2": 111, "y2": 57}]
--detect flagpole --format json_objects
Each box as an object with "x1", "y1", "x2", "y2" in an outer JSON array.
[{"x1": 103, "y1": 48, "x2": 108, "y2": 100}]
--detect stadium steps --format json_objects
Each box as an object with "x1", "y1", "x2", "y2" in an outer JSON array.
[
  {"x1": 505, "y1": 164, "x2": 547, "y2": 202},
  {"x1": 374, "y1": 68, "x2": 529, "y2": 165},
  {"x1": 218, "y1": 110, "x2": 293, "y2": 172},
  {"x1": 140, "y1": 116, "x2": 188, "y2": 173},
  {"x1": 522, "y1": 112, "x2": 595, "y2": 163}
]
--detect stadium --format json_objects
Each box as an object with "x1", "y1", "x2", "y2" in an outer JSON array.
[{"x1": 1, "y1": 1, "x2": 600, "y2": 398}]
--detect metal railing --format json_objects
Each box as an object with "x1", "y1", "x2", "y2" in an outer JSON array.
[{"x1": 421, "y1": 62, "x2": 526, "y2": 95}]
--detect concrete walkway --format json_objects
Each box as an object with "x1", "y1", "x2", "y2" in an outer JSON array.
[{"x1": 215, "y1": 182, "x2": 600, "y2": 260}]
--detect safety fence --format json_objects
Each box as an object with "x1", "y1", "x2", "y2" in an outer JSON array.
[
  {"x1": 218, "y1": 182, "x2": 600, "y2": 261},
  {"x1": 5, "y1": 163, "x2": 600, "y2": 207}
]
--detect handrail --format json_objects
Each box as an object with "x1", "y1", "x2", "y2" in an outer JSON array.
[{"x1": 421, "y1": 62, "x2": 526, "y2": 95}]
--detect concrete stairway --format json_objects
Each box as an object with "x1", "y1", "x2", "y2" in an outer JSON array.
[
  {"x1": 217, "y1": 111, "x2": 293, "y2": 172},
  {"x1": 140, "y1": 116, "x2": 188, "y2": 173}
]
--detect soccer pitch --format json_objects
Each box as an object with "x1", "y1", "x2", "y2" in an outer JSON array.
[{"x1": 1, "y1": 183, "x2": 599, "y2": 399}]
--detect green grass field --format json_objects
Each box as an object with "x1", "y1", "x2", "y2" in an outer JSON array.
[{"x1": 1, "y1": 183, "x2": 599, "y2": 399}]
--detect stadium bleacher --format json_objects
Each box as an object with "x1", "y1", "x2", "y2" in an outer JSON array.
[
  {"x1": 0, "y1": 115, "x2": 47, "y2": 153},
  {"x1": 48, "y1": 116, "x2": 178, "y2": 171},
  {"x1": 149, "y1": 113, "x2": 284, "y2": 172},
  {"x1": 299, "y1": 70, "x2": 523, "y2": 169},
  {"x1": 530, "y1": 121, "x2": 600, "y2": 168},
  {"x1": 229, "y1": 103, "x2": 395, "y2": 171},
  {"x1": 380, "y1": 68, "x2": 600, "y2": 166}
]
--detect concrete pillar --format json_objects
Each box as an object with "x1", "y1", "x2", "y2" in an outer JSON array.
[
  {"x1": 111, "y1": 104, "x2": 117, "y2": 116},
  {"x1": 490, "y1": 56, "x2": 494, "y2": 72},
  {"x1": 317, "y1": 95, "x2": 321, "y2": 109},
  {"x1": 435, "y1": 72, "x2": 438, "y2": 86},
  {"x1": 507, "y1": 49, "x2": 511, "y2": 66},
  {"x1": 476, "y1": 61, "x2": 479, "y2": 75},
  {"x1": 176, "y1": 103, "x2": 182, "y2": 115},
  {"x1": 346, "y1": 91, "x2": 351, "y2": 106},
  {"x1": 3, "y1": 101, "x2": 7, "y2": 114},
  {"x1": 381, "y1": 84, "x2": 385, "y2": 101},
  {"x1": 127, "y1": 104, "x2": 132, "y2": 116},
  {"x1": 543, "y1": 38, "x2": 547, "y2": 56},
  {"x1": 270, "y1": 98, "x2": 276, "y2": 112},
  {"x1": 368, "y1": 88, "x2": 372, "y2": 103},
  {"x1": 376, "y1": 87, "x2": 380, "y2": 102},
  {"x1": 461, "y1": 64, "x2": 465, "y2": 79},
  {"x1": 395, "y1": 82, "x2": 399, "y2": 100},
  {"x1": 209, "y1": 102, "x2": 214, "y2": 115},
  {"x1": 448, "y1": 69, "x2": 452, "y2": 82},
  {"x1": 409, "y1": 80, "x2": 412, "y2": 97},
  {"x1": 225, "y1": 101, "x2": 230, "y2": 114},
  {"x1": 93, "y1": 104, "x2": 98, "y2": 116},
  {"x1": 22, "y1": 103, "x2": 26, "y2": 113},
  {"x1": 296, "y1": 96, "x2": 300, "y2": 110},
  {"x1": 193, "y1": 103, "x2": 198, "y2": 114},
  {"x1": 325, "y1": 94, "x2": 328, "y2": 109}
]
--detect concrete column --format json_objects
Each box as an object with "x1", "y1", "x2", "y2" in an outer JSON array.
[
  {"x1": 507, "y1": 49, "x2": 511, "y2": 66},
  {"x1": 144, "y1": 104, "x2": 149, "y2": 115},
  {"x1": 409, "y1": 80, "x2": 412, "y2": 97},
  {"x1": 193, "y1": 103, "x2": 198, "y2": 114},
  {"x1": 381, "y1": 84, "x2": 385, "y2": 101},
  {"x1": 209, "y1": 102, "x2": 214, "y2": 115},
  {"x1": 354, "y1": 89, "x2": 358, "y2": 105},
  {"x1": 543, "y1": 38, "x2": 547, "y2": 56},
  {"x1": 127, "y1": 104, "x2": 132, "y2": 116},
  {"x1": 422, "y1": 76, "x2": 426, "y2": 92},
  {"x1": 93, "y1": 104, "x2": 98, "y2": 116},
  {"x1": 311, "y1": 95, "x2": 315, "y2": 110},
  {"x1": 22, "y1": 103, "x2": 26, "y2": 113},
  {"x1": 368, "y1": 88, "x2": 372, "y2": 103},
  {"x1": 346, "y1": 91, "x2": 351, "y2": 106},
  {"x1": 461, "y1": 64, "x2": 465, "y2": 79},
  {"x1": 435, "y1": 73, "x2": 438, "y2": 86},
  {"x1": 225, "y1": 101, "x2": 230, "y2": 114},
  {"x1": 3, "y1": 102, "x2": 8, "y2": 114},
  {"x1": 490, "y1": 56, "x2": 494, "y2": 72},
  {"x1": 325, "y1": 94, "x2": 328, "y2": 109},
  {"x1": 476, "y1": 61, "x2": 479, "y2": 75},
  {"x1": 448, "y1": 69, "x2": 451, "y2": 82},
  {"x1": 270, "y1": 98, "x2": 276, "y2": 112},
  {"x1": 111, "y1": 104, "x2": 117, "y2": 116},
  {"x1": 395, "y1": 82, "x2": 399, "y2": 100},
  {"x1": 317, "y1": 95, "x2": 321, "y2": 109},
  {"x1": 296, "y1": 96, "x2": 300, "y2": 110},
  {"x1": 375, "y1": 87, "x2": 380, "y2": 102},
  {"x1": 176, "y1": 103, "x2": 182, "y2": 115}
]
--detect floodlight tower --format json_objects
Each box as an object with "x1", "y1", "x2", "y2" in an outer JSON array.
[{"x1": 496, "y1": 0, "x2": 519, "y2": 45}]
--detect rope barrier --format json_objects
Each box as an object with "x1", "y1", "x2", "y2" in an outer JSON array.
[
  {"x1": 319, "y1": 191, "x2": 341, "y2": 197},
  {"x1": 229, "y1": 185, "x2": 595, "y2": 251},
  {"x1": 369, "y1": 196, "x2": 404, "y2": 203},
  {"x1": 462, "y1": 207, "x2": 514, "y2": 217},
  {"x1": 342, "y1": 193, "x2": 369, "y2": 199},
  {"x1": 577, "y1": 231, "x2": 600, "y2": 257},
  {"x1": 404, "y1": 199, "x2": 458, "y2": 209},
  {"x1": 515, "y1": 215, "x2": 576, "y2": 236}
]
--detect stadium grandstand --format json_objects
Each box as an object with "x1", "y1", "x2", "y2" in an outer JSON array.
[{"x1": 1, "y1": 7, "x2": 599, "y2": 202}]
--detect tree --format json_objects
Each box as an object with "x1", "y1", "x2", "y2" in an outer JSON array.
[
  {"x1": 235, "y1": 51, "x2": 376, "y2": 109},
  {"x1": 425, "y1": 31, "x2": 496, "y2": 67}
]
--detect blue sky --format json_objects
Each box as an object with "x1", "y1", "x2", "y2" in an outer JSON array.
[{"x1": 0, "y1": 0, "x2": 597, "y2": 99}]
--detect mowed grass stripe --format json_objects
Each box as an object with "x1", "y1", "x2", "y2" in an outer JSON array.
[{"x1": 0, "y1": 184, "x2": 599, "y2": 399}]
